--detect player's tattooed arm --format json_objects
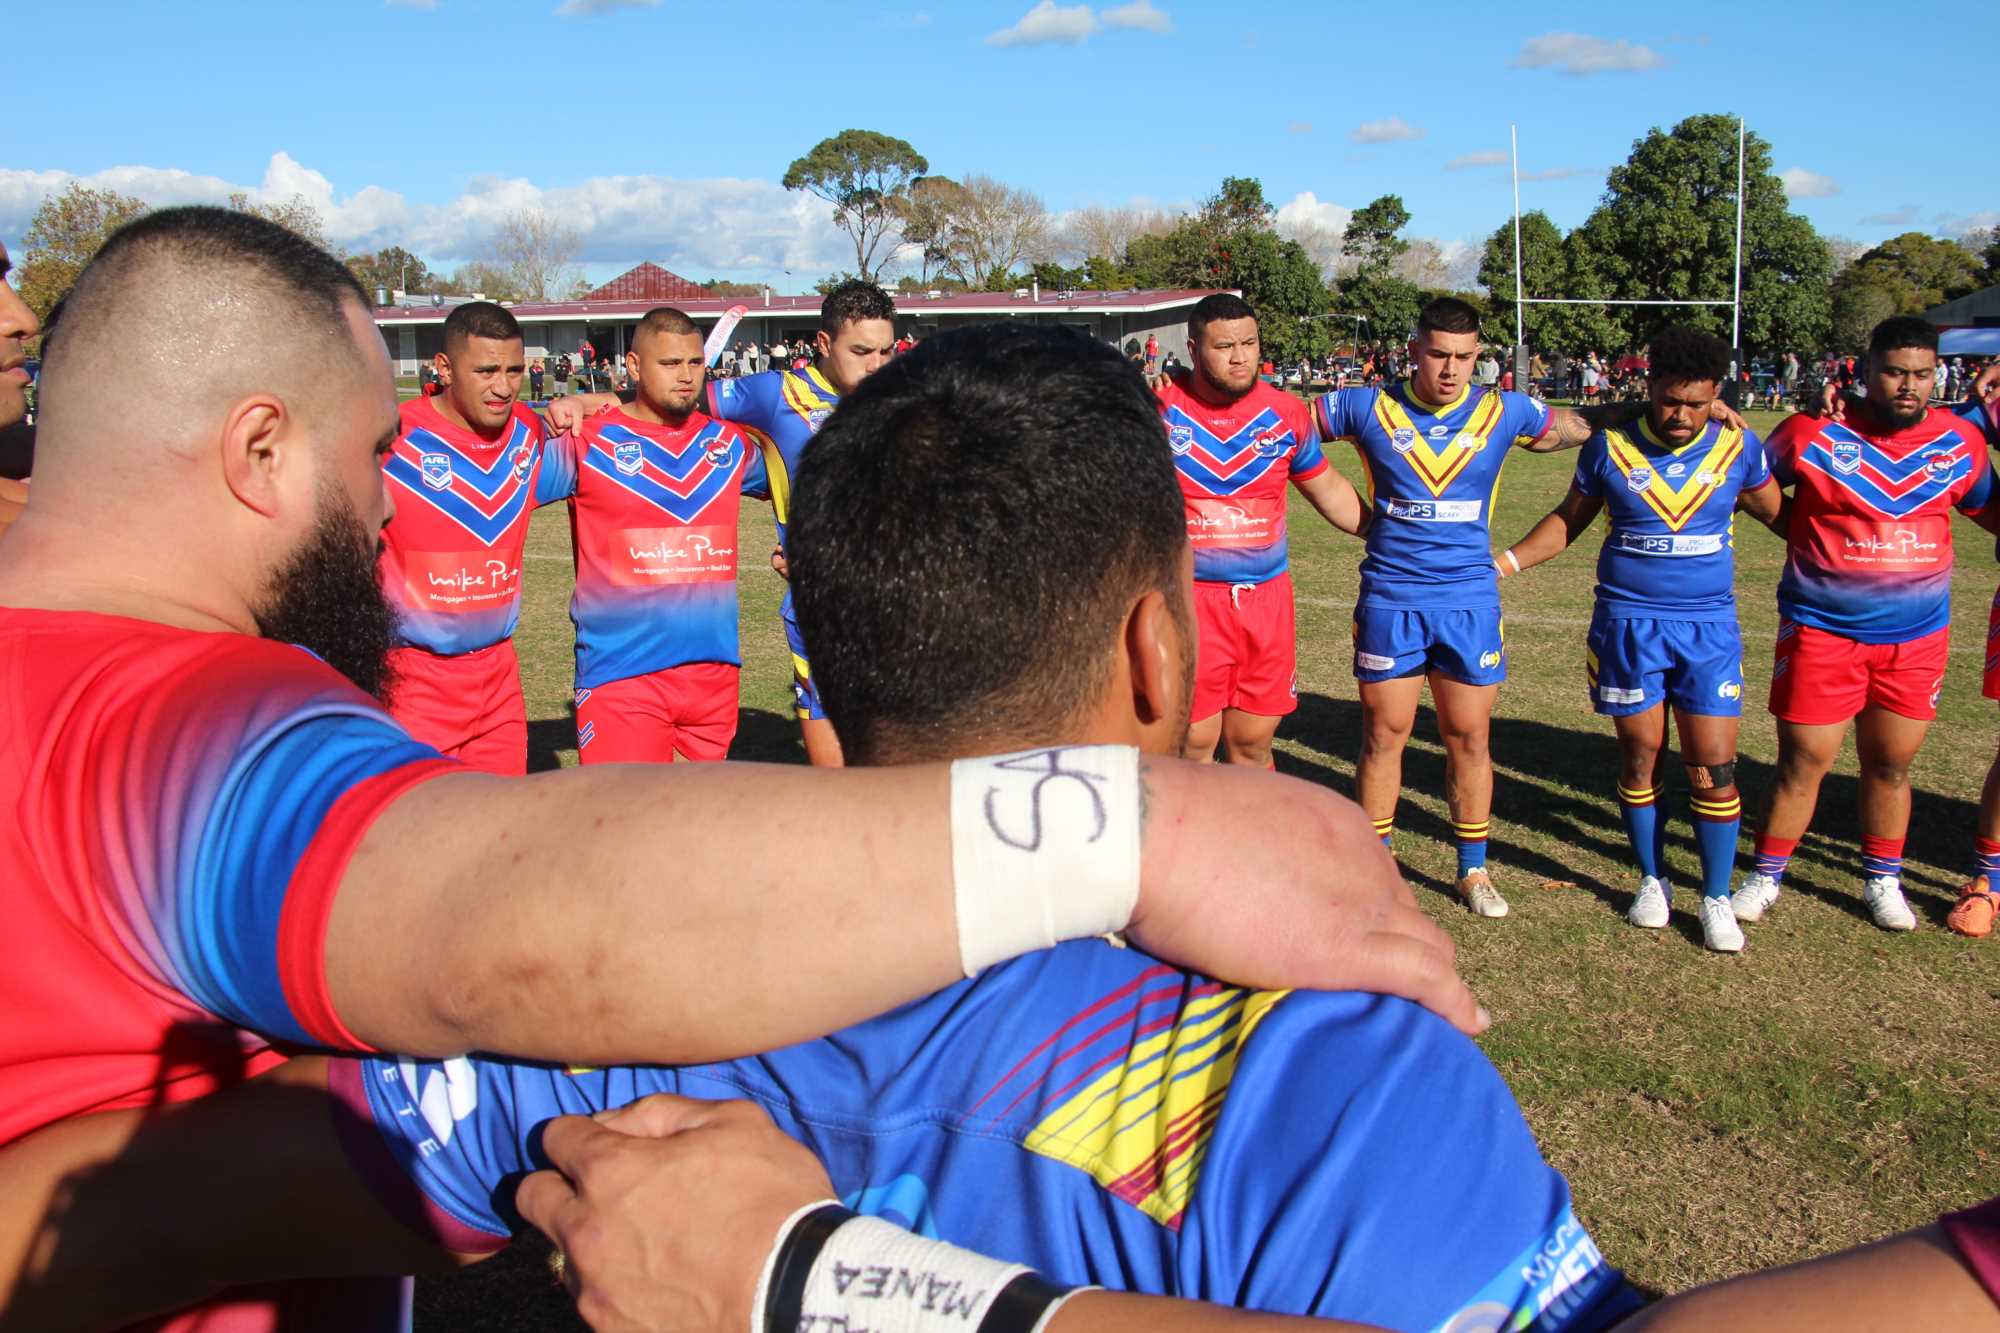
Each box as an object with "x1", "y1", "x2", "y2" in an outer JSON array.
[
  {"x1": 1292, "y1": 465, "x2": 1370, "y2": 536},
  {"x1": 1498, "y1": 483, "x2": 1601, "y2": 576},
  {"x1": 1524, "y1": 406, "x2": 1598, "y2": 452},
  {"x1": 1738, "y1": 478, "x2": 1788, "y2": 538}
]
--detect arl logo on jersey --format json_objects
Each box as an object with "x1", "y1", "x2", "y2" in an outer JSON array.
[
  {"x1": 1373, "y1": 390, "x2": 1506, "y2": 498},
  {"x1": 1798, "y1": 422, "x2": 1974, "y2": 519},
  {"x1": 1165, "y1": 407, "x2": 1298, "y2": 495},
  {"x1": 583, "y1": 420, "x2": 743, "y2": 523},
  {"x1": 387, "y1": 419, "x2": 541, "y2": 546}
]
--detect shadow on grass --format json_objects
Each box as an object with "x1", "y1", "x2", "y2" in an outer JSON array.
[{"x1": 1281, "y1": 692, "x2": 1983, "y2": 924}]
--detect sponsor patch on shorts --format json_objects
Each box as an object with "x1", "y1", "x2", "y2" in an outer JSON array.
[
  {"x1": 1598, "y1": 685, "x2": 1646, "y2": 705},
  {"x1": 1357, "y1": 651, "x2": 1398, "y2": 672}
]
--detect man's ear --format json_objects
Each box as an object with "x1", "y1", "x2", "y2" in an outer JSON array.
[
  {"x1": 217, "y1": 394, "x2": 290, "y2": 518},
  {"x1": 1123, "y1": 588, "x2": 1183, "y2": 731},
  {"x1": 433, "y1": 351, "x2": 453, "y2": 386}
]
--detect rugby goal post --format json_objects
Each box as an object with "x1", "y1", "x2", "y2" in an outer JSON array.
[{"x1": 1508, "y1": 120, "x2": 1746, "y2": 396}]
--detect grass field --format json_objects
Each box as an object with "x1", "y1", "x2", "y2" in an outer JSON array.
[{"x1": 417, "y1": 404, "x2": 2000, "y2": 1328}]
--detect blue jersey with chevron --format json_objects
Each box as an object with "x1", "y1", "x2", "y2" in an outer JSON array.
[
  {"x1": 559, "y1": 408, "x2": 768, "y2": 688},
  {"x1": 1317, "y1": 383, "x2": 1551, "y2": 610},
  {"x1": 708, "y1": 367, "x2": 839, "y2": 652},
  {"x1": 1574, "y1": 418, "x2": 1771, "y2": 621},
  {"x1": 1768, "y1": 402, "x2": 1995, "y2": 642},
  {"x1": 379, "y1": 397, "x2": 574, "y2": 656},
  {"x1": 338, "y1": 938, "x2": 1636, "y2": 1332}
]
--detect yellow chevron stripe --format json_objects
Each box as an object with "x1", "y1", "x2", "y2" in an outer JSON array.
[
  {"x1": 1604, "y1": 425, "x2": 1742, "y2": 532},
  {"x1": 1373, "y1": 391, "x2": 1504, "y2": 498}
]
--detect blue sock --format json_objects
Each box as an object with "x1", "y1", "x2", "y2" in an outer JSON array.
[
  {"x1": 1689, "y1": 791, "x2": 1742, "y2": 900},
  {"x1": 1618, "y1": 783, "x2": 1662, "y2": 880},
  {"x1": 1454, "y1": 819, "x2": 1489, "y2": 878},
  {"x1": 1860, "y1": 835, "x2": 1903, "y2": 880}
]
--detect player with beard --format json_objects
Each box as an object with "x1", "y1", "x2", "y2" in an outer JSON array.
[
  {"x1": 1497, "y1": 326, "x2": 1785, "y2": 951},
  {"x1": 1733, "y1": 317, "x2": 2000, "y2": 933},
  {"x1": 1, "y1": 328, "x2": 1622, "y2": 1333},
  {"x1": 1156, "y1": 294, "x2": 1367, "y2": 769},
  {"x1": 0, "y1": 211, "x2": 1477, "y2": 1330},
  {"x1": 0, "y1": 240, "x2": 41, "y2": 539},
  {"x1": 555, "y1": 306, "x2": 768, "y2": 763},
  {"x1": 377, "y1": 300, "x2": 580, "y2": 774}
]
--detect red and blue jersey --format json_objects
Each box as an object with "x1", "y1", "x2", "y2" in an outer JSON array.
[
  {"x1": 1156, "y1": 372, "x2": 1327, "y2": 586},
  {"x1": 341, "y1": 940, "x2": 1636, "y2": 1332},
  {"x1": 557, "y1": 407, "x2": 769, "y2": 689},
  {"x1": 1317, "y1": 383, "x2": 1552, "y2": 610},
  {"x1": 0, "y1": 609, "x2": 454, "y2": 1147},
  {"x1": 707, "y1": 366, "x2": 839, "y2": 642},
  {"x1": 1574, "y1": 418, "x2": 1772, "y2": 621},
  {"x1": 1768, "y1": 403, "x2": 1996, "y2": 643},
  {"x1": 379, "y1": 396, "x2": 575, "y2": 657}
]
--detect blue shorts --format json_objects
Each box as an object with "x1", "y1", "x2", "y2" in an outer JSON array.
[
  {"x1": 1352, "y1": 605, "x2": 1506, "y2": 685},
  {"x1": 1585, "y1": 610, "x2": 1743, "y2": 717},
  {"x1": 783, "y1": 604, "x2": 826, "y2": 721}
]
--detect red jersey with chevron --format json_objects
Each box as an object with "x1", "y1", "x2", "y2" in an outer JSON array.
[
  {"x1": 1156, "y1": 372, "x2": 1327, "y2": 584},
  {"x1": 559, "y1": 407, "x2": 769, "y2": 689},
  {"x1": 1768, "y1": 403, "x2": 1995, "y2": 643},
  {"x1": 379, "y1": 396, "x2": 574, "y2": 656}
]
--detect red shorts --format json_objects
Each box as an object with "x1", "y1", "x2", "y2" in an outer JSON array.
[
  {"x1": 1768, "y1": 620, "x2": 1949, "y2": 725},
  {"x1": 574, "y1": 662, "x2": 740, "y2": 764},
  {"x1": 1984, "y1": 588, "x2": 2000, "y2": 702},
  {"x1": 1192, "y1": 573, "x2": 1298, "y2": 723},
  {"x1": 387, "y1": 640, "x2": 527, "y2": 775}
]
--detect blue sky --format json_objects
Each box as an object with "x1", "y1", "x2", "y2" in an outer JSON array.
[{"x1": 8, "y1": 0, "x2": 1990, "y2": 290}]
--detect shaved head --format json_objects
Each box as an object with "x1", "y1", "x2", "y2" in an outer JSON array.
[{"x1": 38, "y1": 206, "x2": 382, "y2": 481}]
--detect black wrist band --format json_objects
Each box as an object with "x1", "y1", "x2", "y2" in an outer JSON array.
[
  {"x1": 764, "y1": 1204, "x2": 855, "y2": 1333},
  {"x1": 976, "y1": 1271, "x2": 1076, "y2": 1333}
]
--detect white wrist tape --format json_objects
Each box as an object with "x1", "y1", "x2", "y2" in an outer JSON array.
[
  {"x1": 800, "y1": 1215, "x2": 1028, "y2": 1333},
  {"x1": 949, "y1": 745, "x2": 1142, "y2": 976}
]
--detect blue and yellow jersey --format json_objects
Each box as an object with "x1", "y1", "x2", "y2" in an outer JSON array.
[
  {"x1": 707, "y1": 366, "x2": 840, "y2": 632},
  {"x1": 1574, "y1": 418, "x2": 1770, "y2": 622},
  {"x1": 340, "y1": 941, "x2": 1636, "y2": 1332},
  {"x1": 1316, "y1": 383, "x2": 1552, "y2": 609}
]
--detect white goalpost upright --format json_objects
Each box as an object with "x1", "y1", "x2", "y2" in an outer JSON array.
[{"x1": 1508, "y1": 118, "x2": 1748, "y2": 376}]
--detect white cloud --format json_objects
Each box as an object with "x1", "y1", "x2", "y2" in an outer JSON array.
[
  {"x1": 1350, "y1": 116, "x2": 1425, "y2": 145},
  {"x1": 987, "y1": 1, "x2": 1098, "y2": 45},
  {"x1": 1446, "y1": 151, "x2": 1508, "y2": 170},
  {"x1": 554, "y1": 0, "x2": 660, "y2": 15},
  {"x1": 1518, "y1": 166, "x2": 1586, "y2": 182},
  {"x1": 1102, "y1": 0, "x2": 1172, "y2": 33},
  {"x1": 384, "y1": 0, "x2": 437, "y2": 8},
  {"x1": 1275, "y1": 190, "x2": 1351, "y2": 238},
  {"x1": 1286, "y1": 121, "x2": 1312, "y2": 135},
  {"x1": 0, "y1": 153, "x2": 855, "y2": 280},
  {"x1": 1511, "y1": 31, "x2": 1666, "y2": 75},
  {"x1": 1778, "y1": 167, "x2": 1839, "y2": 199},
  {"x1": 1934, "y1": 209, "x2": 1999, "y2": 237}
]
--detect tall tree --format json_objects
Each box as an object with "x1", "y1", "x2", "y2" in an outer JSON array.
[
  {"x1": 491, "y1": 209, "x2": 581, "y2": 302},
  {"x1": 1335, "y1": 194, "x2": 1420, "y2": 341},
  {"x1": 939, "y1": 175, "x2": 1053, "y2": 290},
  {"x1": 782, "y1": 130, "x2": 928, "y2": 284},
  {"x1": 1476, "y1": 210, "x2": 1566, "y2": 350},
  {"x1": 348, "y1": 246, "x2": 435, "y2": 299},
  {"x1": 1062, "y1": 205, "x2": 1175, "y2": 267},
  {"x1": 1339, "y1": 195, "x2": 1412, "y2": 272},
  {"x1": 1562, "y1": 114, "x2": 1831, "y2": 354},
  {"x1": 228, "y1": 192, "x2": 331, "y2": 251},
  {"x1": 16, "y1": 183, "x2": 148, "y2": 318},
  {"x1": 1980, "y1": 225, "x2": 2000, "y2": 284},
  {"x1": 894, "y1": 175, "x2": 969, "y2": 284},
  {"x1": 1832, "y1": 231, "x2": 1984, "y2": 312},
  {"x1": 441, "y1": 261, "x2": 525, "y2": 303}
]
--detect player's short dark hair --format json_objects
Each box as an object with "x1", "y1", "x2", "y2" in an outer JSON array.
[
  {"x1": 789, "y1": 323, "x2": 1188, "y2": 765},
  {"x1": 1646, "y1": 324, "x2": 1731, "y2": 388},
  {"x1": 632, "y1": 306, "x2": 700, "y2": 347},
  {"x1": 50, "y1": 206, "x2": 365, "y2": 390},
  {"x1": 820, "y1": 280, "x2": 896, "y2": 336},
  {"x1": 1416, "y1": 297, "x2": 1480, "y2": 337},
  {"x1": 1188, "y1": 292, "x2": 1257, "y2": 343},
  {"x1": 443, "y1": 301, "x2": 523, "y2": 352},
  {"x1": 1867, "y1": 315, "x2": 1938, "y2": 360}
]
